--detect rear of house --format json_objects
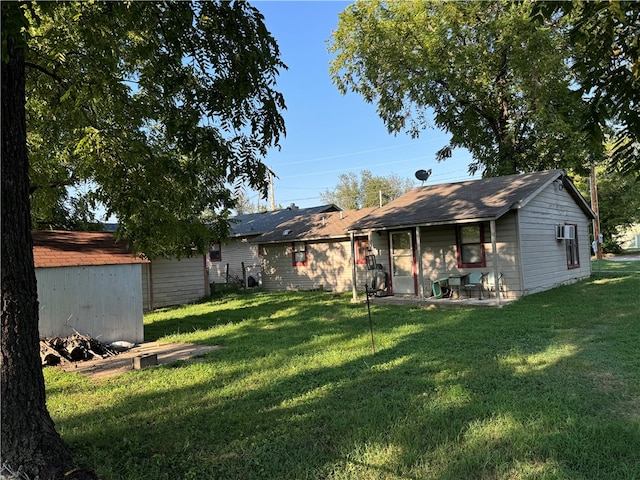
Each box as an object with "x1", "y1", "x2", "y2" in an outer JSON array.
[
  {"x1": 348, "y1": 170, "x2": 594, "y2": 300},
  {"x1": 256, "y1": 208, "x2": 378, "y2": 292},
  {"x1": 206, "y1": 204, "x2": 340, "y2": 288}
]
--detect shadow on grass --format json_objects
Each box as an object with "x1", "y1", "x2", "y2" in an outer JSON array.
[
  {"x1": 50, "y1": 276, "x2": 640, "y2": 480},
  {"x1": 143, "y1": 291, "x2": 353, "y2": 342}
]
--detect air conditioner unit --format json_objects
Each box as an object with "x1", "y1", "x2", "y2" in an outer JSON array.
[{"x1": 556, "y1": 224, "x2": 575, "y2": 240}]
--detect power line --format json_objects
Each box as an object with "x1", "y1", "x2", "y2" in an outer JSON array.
[{"x1": 272, "y1": 140, "x2": 436, "y2": 167}]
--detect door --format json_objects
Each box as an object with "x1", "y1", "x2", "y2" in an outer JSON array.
[{"x1": 390, "y1": 231, "x2": 415, "y2": 294}]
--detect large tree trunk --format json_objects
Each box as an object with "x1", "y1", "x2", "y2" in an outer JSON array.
[{"x1": 1, "y1": 5, "x2": 75, "y2": 478}]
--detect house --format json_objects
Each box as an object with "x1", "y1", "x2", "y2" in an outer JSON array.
[
  {"x1": 206, "y1": 204, "x2": 340, "y2": 287},
  {"x1": 347, "y1": 169, "x2": 595, "y2": 302},
  {"x1": 32, "y1": 231, "x2": 149, "y2": 343},
  {"x1": 253, "y1": 207, "x2": 379, "y2": 292}
]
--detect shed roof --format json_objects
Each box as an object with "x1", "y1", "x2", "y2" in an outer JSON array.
[
  {"x1": 349, "y1": 170, "x2": 594, "y2": 232},
  {"x1": 229, "y1": 204, "x2": 340, "y2": 237},
  {"x1": 32, "y1": 231, "x2": 149, "y2": 268},
  {"x1": 255, "y1": 207, "x2": 379, "y2": 244}
]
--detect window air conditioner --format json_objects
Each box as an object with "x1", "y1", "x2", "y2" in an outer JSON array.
[{"x1": 556, "y1": 224, "x2": 575, "y2": 240}]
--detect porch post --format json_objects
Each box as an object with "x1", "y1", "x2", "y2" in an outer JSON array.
[
  {"x1": 490, "y1": 219, "x2": 501, "y2": 306},
  {"x1": 415, "y1": 226, "x2": 424, "y2": 299},
  {"x1": 350, "y1": 231, "x2": 358, "y2": 302}
]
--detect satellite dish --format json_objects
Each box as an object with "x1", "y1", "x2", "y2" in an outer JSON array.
[{"x1": 415, "y1": 169, "x2": 432, "y2": 184}]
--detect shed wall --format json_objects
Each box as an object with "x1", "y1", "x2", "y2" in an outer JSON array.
[
  {"x1": 36, "y1": 264, "x2": 144, "y2": 343},
  {"x1": 518, "y1": 183, "x2": 592, "y2": 294},
  {"x1": 143, "y1": 256, "x2": 207, "y2": 310}
]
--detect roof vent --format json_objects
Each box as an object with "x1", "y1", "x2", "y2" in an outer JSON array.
[{"x1": 283, "y1": 229, "x2": 292, "y2": 236}]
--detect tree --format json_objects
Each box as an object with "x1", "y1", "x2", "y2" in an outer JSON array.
[
  {"x1": 24, "y1": 1, "x2": 286, "y2": 257},
  {"x1": 1, "y1": 2, "x2": 286, "y2": 478},
  {"x1": 329, "y1": 0, "x2": 591, "y2": 177},
  {"x1": 573, "y1": 168, "x2": 640, "y2": 253},
  {"x1": 535, "y1": 1, "x2": 640, "y2": 176},
  {"x1": 320, "y1": 170, "x2": 414, "y2": 210}
]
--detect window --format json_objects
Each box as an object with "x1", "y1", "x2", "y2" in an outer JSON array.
[
  {"x1": 209, "y1": 242, "x2": 221, "y2": 262},
  {"x1": 456, "y1": 224, "x2": 486, "y2": 268},
  {"x1": 292, "y1": 242, "x2": 307, "y2": 266},
  {"x1": 356, "y1": 238, "x2": 369, "y2": 265},
  {"x1": 565, "y1": 223, "x2": 580, "y2": 268}
]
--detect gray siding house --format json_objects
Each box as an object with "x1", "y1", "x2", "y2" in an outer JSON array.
[
  {"x1": 207, "y1": 204, "x2": 340, "y2": 287},
  {"x1": 347, "y1": 170, "x2": 595, "y2": 302},
  {"x1": 253, "y1": 207, "x2": 379, "y2": 292}
]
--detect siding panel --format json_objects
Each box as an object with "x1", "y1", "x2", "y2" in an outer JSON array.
[
  {"x1": 262, "y1": 240, "x2": 370, "y2": 292},
  {"x1": 36, "y1": 264, "x2": 144, "y2": 343},
  {"x1": 519, "y1": 183, "x2": 592, "y2": 295},
  {"x1": 146, "y1": 256, "x2": 207, "y2": 309},
  {"x1": 207, "y1": 237, "x2": 261, "y2": 285}
]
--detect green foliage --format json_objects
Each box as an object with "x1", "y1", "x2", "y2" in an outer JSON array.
[
  {"x1": 329, "y1": 0, "x2": 591, "y2": 177},
  {"x1": 23, "y1": 1, "x2": 286, "y2": 257},
  {"x1": 573, "y1": 168, "x2": 640, "y2": 252},
  {"x1": 321, "y1": 169, "x2": 414, "y2": 209},
  {"x1": 535, "y1": 1, "x2": 640, "y2": 176},
  {"x1": 45, "y1": 270, "x2": 640, "y2": 479}
]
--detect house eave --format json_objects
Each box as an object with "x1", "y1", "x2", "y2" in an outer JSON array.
[{"x1": 348, "y1": 216, "x2": 502, "y2": 234}]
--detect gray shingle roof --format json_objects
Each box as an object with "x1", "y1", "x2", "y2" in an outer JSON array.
[
  {"x1": 349, "y1": 170, "x2": 593, "y2": 231},
  {"x1": 254, "y1": 207, "x2": 379, "y2": 244},
  {"x1": 229, "y1": 204, "x2": 340, "y2": 237}
]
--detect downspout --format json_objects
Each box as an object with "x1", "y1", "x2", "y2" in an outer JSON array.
[
  {"x1": 490, "y1": 220, "x2": 501, "y2": 306},
  {"x1": 415, "y1": 226, "x2": 424, "y2": 299},
  {"x1": 350, "y1": 231, "x2": 358, "y2": 302}
]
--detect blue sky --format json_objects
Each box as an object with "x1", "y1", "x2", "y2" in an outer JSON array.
[{"x1": 248, "y1": 1, "x2": 476, "y2": 209}]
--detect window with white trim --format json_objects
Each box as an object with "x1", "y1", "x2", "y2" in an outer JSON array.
[{"x1": 209, "y1": 241, "x2": 221, "y2": 262}]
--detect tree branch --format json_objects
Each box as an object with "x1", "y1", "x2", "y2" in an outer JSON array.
[{"x1": 24, "y1": 61, "x2": 67, "y2": 85}]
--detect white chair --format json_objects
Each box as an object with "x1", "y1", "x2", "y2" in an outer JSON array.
[{"x1": 483, "y1": 272, "x2": 503, "y2": 297}]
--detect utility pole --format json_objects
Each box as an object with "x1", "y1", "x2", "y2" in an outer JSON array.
[
  {"x1": 589, "y1": 165, "x2": 603, "y2": 260},
  {"x1": 269, "y1": 171, "x2": 275, "y2": 211}
]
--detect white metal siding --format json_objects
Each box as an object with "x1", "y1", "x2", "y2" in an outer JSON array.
[
  {"x1": 145, "y1": 256, "x2": 207, "y2": 310},
  {"x1": 36, "y1": 264, "x2": 144, "y2": 343},
  {"x1": 518, "y1": 183, "x2": 592, "y2": 295},
  {"x1": 261, "y1": 240, "x2": 369, "y2": 292}
]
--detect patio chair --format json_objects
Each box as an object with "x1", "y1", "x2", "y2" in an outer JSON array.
[
  {"x1": 463, "y1": 272, "x2": 484, "y2": 299},
  {"x1": 483, "y1": 272, "x2": 503, "y2": 297},
  {"x1": 431, "y1": 277, "x2": 450, "y2": 299}
]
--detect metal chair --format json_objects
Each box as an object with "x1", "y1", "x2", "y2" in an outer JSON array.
[{"x1": 464, "y1": 272, "x2": 484, "y2": 299}]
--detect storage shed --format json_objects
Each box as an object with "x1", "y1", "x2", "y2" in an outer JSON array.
[{"x1": 33, "y1": 231, "x2": 148, "y2": 343}]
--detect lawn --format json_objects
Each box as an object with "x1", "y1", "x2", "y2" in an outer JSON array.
[{"x1": 44, "y1": 262, "x2": 640, "y2": 480}]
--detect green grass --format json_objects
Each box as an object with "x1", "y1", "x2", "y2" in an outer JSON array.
[{"x1": 45, "y1": 263, "x2": 640, "y2": 480}]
